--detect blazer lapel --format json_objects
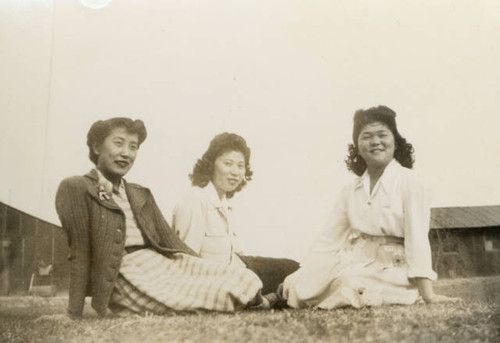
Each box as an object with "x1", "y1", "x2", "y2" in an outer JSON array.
[
  {"x1": 125, "y1": 183, "x2": 148, "y2": 216},
  {"x1": 84, "y1": 170, "x2": 122, "y2": 211}
]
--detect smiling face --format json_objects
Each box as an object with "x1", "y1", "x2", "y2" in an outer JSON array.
[
  {"x1": 211, "y1": 150, "x2": 246, "y2": 199},
  {"x1": 357, "y1": 121, "x2": 395, "y2": 171},
  {"x1": 93, "y1": 126, "x2": 139, "y2": 183}
]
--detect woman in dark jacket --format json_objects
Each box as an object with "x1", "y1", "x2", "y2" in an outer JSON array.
[{"x1": 56, "y1": 118, "x2": 265, "y2": 318}]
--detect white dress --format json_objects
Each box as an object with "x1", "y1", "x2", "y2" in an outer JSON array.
[{"x1": 283, "y1": 159, "x2": 437, "y2": 309}]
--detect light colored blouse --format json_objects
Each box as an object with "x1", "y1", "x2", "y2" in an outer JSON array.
[
  {"x1": 304, "y1": 159, "x2": 437, "y2": 280},
  {"x1": 96, "y1": 169, "x2": 145, "y2": 247},
  {"x1": 173, "y1": 182, "x2": 244, "y2": 266}
]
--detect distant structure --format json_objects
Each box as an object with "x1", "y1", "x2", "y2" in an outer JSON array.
[
  {"x1": 0, "y1": 202, "x2": 499, "y2": 296},
  {"x1": 0, "y1": 202, "x2": 69, "y2": 295},
  {"x1": 430, "y1": 205, "x2": 500, "y2": 278}
]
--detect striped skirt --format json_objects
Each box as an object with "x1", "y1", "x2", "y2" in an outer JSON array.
[{"x1": 109, "y1": 249, "x2": 263, "y2": 316}]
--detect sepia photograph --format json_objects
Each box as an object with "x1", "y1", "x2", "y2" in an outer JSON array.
[{"x1": 1, "y1": 0, "x2": 499, "y2": 342}]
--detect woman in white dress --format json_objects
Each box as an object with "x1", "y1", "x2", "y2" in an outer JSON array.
[{"x1": 283, "y1": 106, "x2": 459, "y2": 309}]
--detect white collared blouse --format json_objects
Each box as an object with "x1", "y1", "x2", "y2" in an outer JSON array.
[
  {"x1": 304, "y1": 159, "x2": 437, "y2": 280},
  {"x1": 173, "y1": 182, "x2": 244, "y2": 266}
]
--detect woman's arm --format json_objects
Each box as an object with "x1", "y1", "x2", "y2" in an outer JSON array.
[
  {"x1": 401, "y1": 174, "x2": 460, "y2": 303},
  {"x1": 55, "y1": 178, "x2": 91, "y2": 319},
  {"x1": 301, "y1": 186, "x2": 351, "y2": 268},
  {"x1": 147, "y1": 191, "x2": 197, "y2": 256},
  {"x1": 402, "y1": 173, "x2": 437, "y2": 280},
  {"x1": 171, "y1": 192, "x2": 206, "y2": 254}
]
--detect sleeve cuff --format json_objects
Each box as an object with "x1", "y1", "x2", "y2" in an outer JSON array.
[{"x1": 407, "y1": 266, "x2": 438, "y2": 281}]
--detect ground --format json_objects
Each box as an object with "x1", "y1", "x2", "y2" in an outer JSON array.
[{"x1": 1, "y1": 276, "x2": 499, "y2": 343}]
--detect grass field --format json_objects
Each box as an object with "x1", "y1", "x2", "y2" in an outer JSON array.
[{"x1": 1, "y1": 276, "x2": 499, "y2": 343}]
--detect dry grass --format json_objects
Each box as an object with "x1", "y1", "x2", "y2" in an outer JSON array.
[{"x1": 1, "y1": 276, "x2": 499, "y2": 343}]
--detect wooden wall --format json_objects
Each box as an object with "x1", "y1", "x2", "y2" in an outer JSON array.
[
  {"x1": 0, "y1": 203, "x2": 70, "y2": 295},
  {"x1": 430, "y1": 227, "x2": 500, "y2": 278}
]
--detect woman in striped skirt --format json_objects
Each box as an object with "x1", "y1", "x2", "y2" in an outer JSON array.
[{"x1": 55, "y1": 117, "x2": 265, "y2": 319}]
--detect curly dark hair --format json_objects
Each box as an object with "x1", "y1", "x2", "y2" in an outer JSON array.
[
  {"x1": 345, "y1": 105, "x2": 415, "y2": 176},
  {"x1": 190, "y1": 133, "x2": 253, "y2": 198},
  {"x1": 86, "y1": 117, "x2": 147, "y2": 165}
]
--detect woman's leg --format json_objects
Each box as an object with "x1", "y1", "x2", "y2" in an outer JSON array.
[
  {"x1": 238, "y1": 255, "x2": 299, "y2": 295},
  {"x1": 113, "y1": 249, "x2": 264, "y2": 314}
]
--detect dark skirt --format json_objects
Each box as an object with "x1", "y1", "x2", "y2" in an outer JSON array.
[{"x1": 238, "y1": 255, "x2": 299, "y2": 295}]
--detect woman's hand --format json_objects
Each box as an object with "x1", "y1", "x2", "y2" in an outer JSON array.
[
  {"x1": 424, "y1": 294, "x2": 462, "y2": 304},
  {"x1": 34, "y1": 313, "x2": 75, "y2": 323},
  {"x1": 415, "y1": 277, "x2": 461, "y2": 304}
]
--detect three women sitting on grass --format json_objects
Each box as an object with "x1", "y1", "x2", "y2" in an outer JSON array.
[{"x1": 56, "y1": 107, "x2": 457, "y2": 318}]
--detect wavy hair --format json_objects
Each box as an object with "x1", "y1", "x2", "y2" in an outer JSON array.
[
  {"x1": 86, "y1": 117, "x2": 147, "y2": 165},
  {"x1": 190, "y1": 133, "x2": 253, "y2": 198},
  {"x1": 345, "y1": 106, "x2": 415, "y2": 176}
]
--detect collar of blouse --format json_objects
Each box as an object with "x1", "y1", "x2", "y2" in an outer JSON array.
[
  {"x1": 355, "y1": 158, "x2": 400, "y2": 197},
  {"x1": 203, "y1": 181, "x2": 232, "y2": 214}
]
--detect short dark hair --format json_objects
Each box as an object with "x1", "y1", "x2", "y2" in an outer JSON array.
[
  {"x1": 86, "y1": 117, "x2": 147, "y2": 165},
  {"x1": 345, "y1": 105, "x2": 414, "y2": 176},
  {"x1": 190, "y1": 133, "x2": 253, "y2": 198}
]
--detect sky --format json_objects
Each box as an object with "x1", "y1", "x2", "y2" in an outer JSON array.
[{"x1": 1, "y1": 0, "x2": 500, "y2": 260}]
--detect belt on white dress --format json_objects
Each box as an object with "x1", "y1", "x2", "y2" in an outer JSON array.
[{"x1": 357, "y1": 233, "x2": 404, "y2": 245}]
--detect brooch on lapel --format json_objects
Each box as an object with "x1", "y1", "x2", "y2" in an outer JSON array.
[{"x1": 98, "y1": 185, "x2": 111, "y2": 201}]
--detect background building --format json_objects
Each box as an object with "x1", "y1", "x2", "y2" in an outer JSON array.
[
  {"x1": 0, "y1": 202, "x2": 69, "y2": 295},
  {"x1": 430, "y1": 205, "x2": 500, "y2": 278}
]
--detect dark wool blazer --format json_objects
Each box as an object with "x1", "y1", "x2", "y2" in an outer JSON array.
[{"x1": 55, "y1": 169, "x2": 196, "y2": 318}]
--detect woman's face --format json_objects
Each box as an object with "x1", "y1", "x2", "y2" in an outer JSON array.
[
  {"x1": 211, "y1": 150, "x2": 246, "y2": 197},
  {"x1": 93, "y1": 126, "x2": 139, "y2": 181},
  {"x1": 357, "y1": 121, "x2": 395, "y2": 170}
]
